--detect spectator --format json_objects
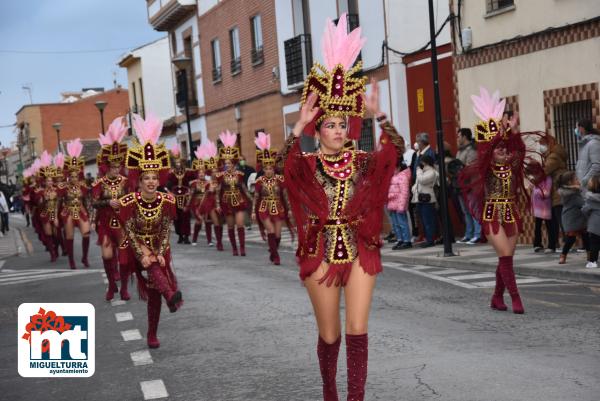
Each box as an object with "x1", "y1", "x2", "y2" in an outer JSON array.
[
  {"x1": 455, "y1": 128, "x2": 481, "y2": 244},
  {"x1": 557, "y1": 171, "x2": 588, "y2": 264},
  {"x1": 582, "y1": 174, "x2": 600, "y2": 268},
  {"x1": 238, "y1": 155, "x2": 256, "y2": 230},
  {"x1": 413, "y1": 132, "x2": 436, "y2": 178},
  {"x1": 387, "y1": 160, "x2": 412, "y2": 250},
  {"x1": 412, "y1": 155, "x2": 438, "y2": 248},
  {"x1": 0, "y1": 190, "x2": 8, "y2": 236},
  {"x1": 542, "y1": 135, "x2": 567, "y2": 252},
  {"x1": 530, "y1": 170, "x2": 553, "y2": 253},
  {"x1": 575, "y1": 119, "x2": 600, "y2": 189},
  {"x1": 437, "y1": 142, "x2": 457, "y2": 244}
]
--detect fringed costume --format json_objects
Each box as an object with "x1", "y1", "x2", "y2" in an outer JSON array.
[
  {"x1": 197, "y1": 141, "x2": 223, "y2": 250},
  {"x1": 167, "y1": 144, "x2": 194, "y2": 244}
]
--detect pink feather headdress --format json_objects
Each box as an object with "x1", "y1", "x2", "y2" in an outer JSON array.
[
  {"x1": 195, "y1": 140, "x2": 219, "y2": 170},
  {"x1": 300, "y1": 13, "x2": 367, "y2": 140},
  {"x1": 125, "y1": 112, "x2": 170, "y2": 185},
  {"x1": 169, "y1": 143, "x2": 181, "y2": 159},
  {"x1": 254, "y1": 132, "x2": 277, "y2": 168},
  {"x1": 64, "y1": 138, "x2": 85, "y2": 175},
  {"x1": 54, "y1": 152, "x2": 65, "y2": 169},
  {"x1": 97, "y1": 117, "x2": 128, "y2": 172},
  {"x1": 471, "y1": 86, "x2": 508, "y2": 143},
  {"x1": 99, "y1": 116, "x2": 127, "y2": 146},
  {"x1": 39, "y1": 151, "x2": 53, "y2": 167},
  {"x1": 218, "y1": 130, "x2": 240, "y2": 161}
]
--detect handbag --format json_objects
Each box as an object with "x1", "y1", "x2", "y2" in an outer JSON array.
[{"x1": 418, "y1": 193, "x2": 431, "y2": 203}]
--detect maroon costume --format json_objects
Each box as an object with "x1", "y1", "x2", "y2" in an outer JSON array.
[{"x1": 167, "y1": 166, "x2": 194, "y2": 243}]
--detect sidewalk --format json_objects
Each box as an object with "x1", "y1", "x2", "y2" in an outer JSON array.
[
  {"x1": 0, "y1": 214, "x2": 28, "y2": 261},
  {"x1": 242, "y1": 229, "x2": 600, "y2": 284}
]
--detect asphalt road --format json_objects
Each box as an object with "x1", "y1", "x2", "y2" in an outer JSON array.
[{"x1": 1, "y1": 227, "x2": 599, "y2": 401}]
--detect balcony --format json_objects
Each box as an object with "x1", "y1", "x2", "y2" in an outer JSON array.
[
  {"x1": 284, "y1": 34, "x2": 312, "y2": 88},
  {"x1": 251, "y1": 46, "x2": 264, "y2": 66},
  {"x1": 148, "y1": 0, "x2": 196, "y2": 31},
  {"x1": 230, "y1": 57, "x2": 241, "y2": 75}
]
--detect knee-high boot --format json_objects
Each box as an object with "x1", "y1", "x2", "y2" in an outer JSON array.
[
  {"x1": 215, "y1": 225, "x2": 224, "y2": 251},
  {"x1": 147, "y1": 263, "x2": 182, "y2": 313},
  {"x1": 228, "y1": 228, "x2": 238, "y2": 256},
  {"x1": 498, "y1": 255, "x2": 524, "y2": 314},
  {"x1": 346, "y1": 333, "x2": 368, "y2": 401},
  {"x1": 273, "y1": 235, "x2": 280, "y2": 265},
  {"x1": 490, "y1": 260, "x2": 507, "y2": 311},
  {"x1": 192, "y1": 224, "x2": 200, "y2": 244},
  {"x1": 146, "y1": 289, "x2": 161, "y2": 348},
  {"x1": 81, "y1": 236, "x2": 90, "y2": 267},
  {"x1": 55, "y1": 229, "x2": 65, "y2": 256},
  {"x1": 103, "y1": 258, "x2": 118, "y2": 301},
  {"x1": 318, "y1": 336, "x2": 341, "y2": 401},
  {"x1": 267, "y1": 233, "x2": 279, "y2": 265},
  {"x1": 111, "y1": 247, "x2": 121, "y2": 281},
  {"x1": 119, "y1": 258, "x2": 130, "y2": 301},
  {"x1": 66, "y1": 238, "x2": 76, "y2": 269},
  {"x1": 237, "y1": 227, "x2": 246, "y2": 256},
  {"x1": 46, "y1": 234, "x2": 58, "y2": 262},
  {"x1": 205, "y1": 221, "x2": 213, "y2": 245}
]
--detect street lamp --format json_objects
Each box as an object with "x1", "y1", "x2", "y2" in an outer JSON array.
[
  {"x1": 172, "y1": 56, "x2": 194, "y2": 162},
  {"x1": 30, "y1": 137, "x2": 37, "y2": 159},
  {"x1": 52, "y1": 122, "x2": 62, "y2": 154},
  {"x1": 95, "y1": 101, "x2": 108, "y2": 134},
  {"x1": 427, "y1": 0, "x2": 454, "y2": 257}
]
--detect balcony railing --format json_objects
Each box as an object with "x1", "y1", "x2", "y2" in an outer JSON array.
[
  {"x1": 251, "y1": 46, "x2": 264, "y2": 66},
  {"x1": 284, "y1": 34, "x2": 312, "y2": 88},
  {"x1": 212, "y1": 66, "x2": 222, "y2": 83},
  {"x1": 230, "y1": 57, "x2": 241, "y2": 75}
]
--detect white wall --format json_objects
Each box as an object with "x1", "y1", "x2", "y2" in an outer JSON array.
[
  {"x1": 275, "y1": 0, "x2": 295, "y2": 94},
  {"x1": 135, "y1": 37, "x2": 177, "y2": 121}
]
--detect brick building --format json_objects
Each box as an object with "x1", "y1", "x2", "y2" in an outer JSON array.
[{"x1": 15, "y1": 88, "x2": 130, "y2": 167}]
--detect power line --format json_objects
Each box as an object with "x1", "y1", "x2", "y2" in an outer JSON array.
[{"x1": 0, "y1": 47, "x2": 134, "y2": 55}]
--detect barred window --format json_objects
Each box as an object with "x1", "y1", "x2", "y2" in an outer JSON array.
[{"x1": 358, "y1": 118, "x2": 374, "y2": 152}]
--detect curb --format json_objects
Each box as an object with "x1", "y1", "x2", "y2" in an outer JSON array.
[{"x1": 245, "y1": 237, "x2": 600, "y2": 284}]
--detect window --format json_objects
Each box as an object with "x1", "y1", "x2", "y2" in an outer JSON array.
[
  {"x1": 358, "y1": 118, "x2": 374, "y2": 151},
  {"x1": 131, "y1": 81, "x2": 138, "y2": 113},
  {"x1": 553, "y1": 99, "x2": 593, "y2": 170},
  {"x1": 250, "y1": 14, "x2": 264, "y2": 65},
  {"x1": 292, "y1": 0, "x2": 310, "y2": 36},
  {"x1": 211, "y1": 39, "x2": 222, "y2": 83},
  {"x1": 486, "y1": 0, "x2": 515, "y2": 13},
  {"x1": 230, "y1": 27, "x2": 241, "y2": 75}
]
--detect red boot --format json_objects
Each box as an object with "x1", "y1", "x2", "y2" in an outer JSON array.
[
  {"x1": 490, "y1": 265, "x2": 508, "y2": 311},
  {"x1": 215, "y1": 225, "x2": 224, "y2": 251},
  {"x1": 346, "y1": 333, "x2": 368, "y2": 401},
  {"x1": 192, "y1": 223, "x2": 200, "y2": 244},
  {"x1": 318, "y1": 336, "x2": 341, "y2": 401},
  {"x1": 205, "y1": 221, "x2": 213, "y2": 245},
  {"x1": 267, "y1": 234, "x2": 280, "y2": 265},
  {"x1": 273, "y1": 235, "x2": 280, "y2": 265},
  {"x1": 147, "y1": 289, "x2": 161, "y2": 349},
  {"x1": 237, "y1": 227, "x2": 246, "y2": 256},
  {"x1": 147, "y1": 263, "x2": 182, "y2": 313},
  {"x1": 81, "y1": 236, "x2": 90, "y2": 267},
  {"x1": 103, "y1": 258, "x2": 118, "y2": 301},
  {"x1": 498, "y1": 256, "x2": 524, "y2": 314},
  {"x1": 112, "y1": 250, "x2": 121, "y2": 281},
  {"x1": 66, "y1": 238, "x2": 76, "y2": 269},
  {"x1": 228, "y1": 228, "x2": 238, "y2": 256},
  {"x1": 119, "y1": 260, "x2": 131, "y2": 301}
]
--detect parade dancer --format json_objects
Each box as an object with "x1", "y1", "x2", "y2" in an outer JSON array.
[
  {"x1": 62, "y1": 139, "x2": 91, "y2": 269},
  {"x1": 252, "y1": 132, "x2": 291, "y2": 265},
  {"x1": 459, "y1": 87, "x2": 541, "y2": 314},
  {"x1": 215, "y1": 131, "x2": 251, "y2": 256},
  {"x1": 167, "y1": 144, "x2": 194, "y2": 244},
  {"x1": 283, "y1": 15, "x2": 404, "y2": 401},
  {"x1": 92, "y1": 117, "x2": 130, "y2": 301},
  {"x1": 118, "y1": 113, "x2": 182, "y2": 349},
  {"x1": 189, "y1": 146, "x2": 210, "y2": 245},
  {"x1": 199, "y1": 141, "x2": 224, "y2": 250},
  {"x1": 34, "y1": 152, "x2": 63, "y2": 262}
]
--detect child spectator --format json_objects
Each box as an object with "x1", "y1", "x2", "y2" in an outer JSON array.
[
  {"x1": 531, "y1": 172, "x2": 553, "y2": 252},
  {"x1": 557, "y1": 171, "x2": 588, "y2": 264},
  {"x1": 387, "y1": 160, "x2": 412, "y2": 249},
  {"x1": 582, "y1": 175, "x2": 600, "y2": 268}
]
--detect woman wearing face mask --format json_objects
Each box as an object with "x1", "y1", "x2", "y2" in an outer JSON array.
[
  {"x1": 459, "y1": 87, "x2": 544, "y2": 314},
  {"x1": 117, "y1": 113, "x2": 182, "y2": 349},
  {"x1": 92, "y1": 117, "x2": 130, "y2": 300},
  {"x1": 251, "y1": 132, "x2": 291, "y2": 265},
  {"x1": 215, "y1": 131, "x2": 252, "y2": 256},
  {"x1": 283, "y1": 15, "x2": 404, "y2": 401}
]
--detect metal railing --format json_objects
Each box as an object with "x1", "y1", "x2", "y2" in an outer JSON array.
[
  {"x1": 212, "y1": 66, "x2": 222, "y2": 83},
  {"x1": 251, "y1": 46, "x2": 264, "y2": 65},
  {"x1": 284, "y1": 34, "x2": 312, "y2": 87},
  {"x1": 230, "y1": 58, "x2": 241, "y2": 75}
]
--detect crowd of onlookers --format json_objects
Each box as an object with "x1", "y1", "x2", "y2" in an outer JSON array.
[{"x1": 385, "y1": 118, "x2": 600, "y2": 269}]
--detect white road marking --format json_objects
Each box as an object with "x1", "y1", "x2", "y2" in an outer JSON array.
[
  {"x1": 121, "y1": 329, "x2": 142, "y2": 341},
  {"x1": 130, "y1": 350, "x2": 153, "y2": 366},
  {"x1": 427, "y1": 268, "x2": 470, "y2": 275},
  {"x1": 111, "y1": 299, "x2": 127, "y2": 307},
  {"x1": 115, "y1": 312, "x2": 133, "y2": 322},
  {"x1": 445, "y1": 273, "x2": 496, "y2": 281},
  {"x1": 384, "y1": 264, "x2": 478, "y2": 289},
  {"x1": 103, "y1": 278, "x2": 109, "y2": 284},
  {"x1": 0, "y1": 269, "x2": 99, "y2": 286},
  {"x1": 140, "y1": 379, "x2": 168, "y2": 400}
]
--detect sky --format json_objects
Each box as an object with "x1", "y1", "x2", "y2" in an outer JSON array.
[{"x1": 0, "y1": 0, "x2": 164, "y2": 148}]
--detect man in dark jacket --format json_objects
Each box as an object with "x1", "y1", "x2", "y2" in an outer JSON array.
[{"x1": 543, "y1": 136, "x2": 568, "y2": 252}]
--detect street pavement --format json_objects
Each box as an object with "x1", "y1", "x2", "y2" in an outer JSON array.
[{"x1": 0, "y1": 217, "x2": 599, "y2": 400}]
